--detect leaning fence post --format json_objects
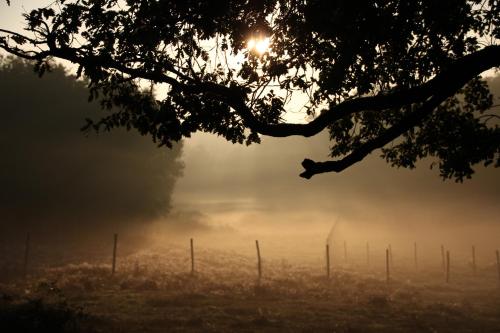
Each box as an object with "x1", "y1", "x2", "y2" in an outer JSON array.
[
  {"x1": 23, "y1": 232, "x2": 30, "y2": 277},
  {"x1": 112, "y1": 233, "x2": 118, "y2": 275},
  {"x1": 256, "y1": 240, "x2": 262, "y2": 282}
]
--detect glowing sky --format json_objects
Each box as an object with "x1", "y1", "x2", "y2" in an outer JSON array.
[{"x1": 2, "y1": 1, "x2": 500, "y2": 251}]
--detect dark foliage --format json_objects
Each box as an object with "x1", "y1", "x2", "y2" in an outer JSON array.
[
  {"x1": 1, "y1": 0, "x2": 499, "y2": 180},
  {"x1": 0, "y1": 296, "x2": 87, "y2": 333},
  {"x1": 0, "y1": 57, "x2": 183, "y2": 236}
]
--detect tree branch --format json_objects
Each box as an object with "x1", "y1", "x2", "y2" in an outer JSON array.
[
  {"x1": 1, "y1": 31, "x2": 499, "y2": 179},
  {"x1": 299, "y1": 95, "x2": 446, "y2": 179},
  {"x1": 298, "y1": 46, "x2": 500, "y2": 179},
  {"x1": 88, "y1": 45, "x2": 500, "y2": 139},
  {"x1": 0, "y1": 29, "x2": 48, "y2": 45},
  {"x1": 240, "y1": 45, "x2": 500, "y2": 137},
  {"x1": 4, "y1": 34, "x2": 498, "y2": 138}
]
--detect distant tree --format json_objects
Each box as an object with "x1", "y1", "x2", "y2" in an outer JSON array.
[
  {"x1": 1, "y1": 0, "x2": 499, "y2": 180},
  {"x1": 0, "y1": 56, "x2": 183, "y2": 235}
]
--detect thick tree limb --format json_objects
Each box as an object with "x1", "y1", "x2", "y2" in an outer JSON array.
[
  {"x1": 298, "y1": 46, "x2": 500, "y2": 178},
  {"x1": 242, "y1": 45, "x2": 500, "y2": 137},
  {"x1": 299, "y1": 95, "x2": 446, "y2": 179}
]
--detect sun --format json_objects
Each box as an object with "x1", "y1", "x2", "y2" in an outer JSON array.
[{"x1": 247, "y1": 37, "x2": 270, "y2": 55}]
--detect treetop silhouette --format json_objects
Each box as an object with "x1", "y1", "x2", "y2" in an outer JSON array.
[{"x1": 1, "y1": 0, "x2": 499, "y2": 180}]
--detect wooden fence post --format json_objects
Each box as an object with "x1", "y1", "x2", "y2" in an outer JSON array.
[
  {"x1": 366, "y1": 242, "x2": 370, "y2": 266},
  {"x1": 496, "y1": 250, "x2": 500, "y2": 283},
  {"x1": 134, "y1": 260, "x2": 139, "y2": 276},
  {"x1": 326, "y1": 243, "x2": 331, "y2": 279},
  {"x1": 256, "y1": 240, "x2": 262, "y2": 281},
  {"x1": 190, "y1": 238, "x2": 195, "y2": 275},
  {"x1": 386, "y1": 248, "x2": 390, "y2": 283},
  {"x1": 441, "y1": 245, "x2": 445, "y2": 271},
  {"x1": 389, "y1": 244, "x2": 393, "y2": 267},
  {"x1": 471, "y1": 245, "x2": 476, "y2": 275},
  {"x1": 446, "y1": 250, "x2": 450, "y2": 283},
  {"x1": 112, "y1": 233, "x2": 118, "y2": 275},
  {"x1": 414, "y1": 242, "x2": 418, "y2": 271}
]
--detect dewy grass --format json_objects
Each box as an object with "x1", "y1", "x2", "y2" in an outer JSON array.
[{"x1": 1, "y1": 243, "x2": 500, "y2": 332}]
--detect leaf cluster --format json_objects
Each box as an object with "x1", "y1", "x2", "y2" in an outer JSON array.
[{"x1": 1, "y1": 0, "x2": 499, "y2": 179}]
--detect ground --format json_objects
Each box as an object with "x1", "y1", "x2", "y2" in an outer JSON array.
[{"x1": 1, "y1": 244, "x2": 500, "y2": 332}]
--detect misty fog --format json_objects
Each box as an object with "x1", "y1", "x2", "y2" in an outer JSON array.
[
  {"x1": 0, "y1": 56, "x2": 499, "y2": 268},
  {"x1": 167, "y1": 75, "x2": 500, "y2": 264}
]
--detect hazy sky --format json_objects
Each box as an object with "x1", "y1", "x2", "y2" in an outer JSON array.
[
  {"x1": 0, "y1": 0, "x2": 48, "y2": 31},
  {"x1": 1, "y1": 2, "x2": 500, "y2": 255}
]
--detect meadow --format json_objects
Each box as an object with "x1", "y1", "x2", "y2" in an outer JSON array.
[{"x1": 1, "y1": 236, "x2": 500, "y2": 332}]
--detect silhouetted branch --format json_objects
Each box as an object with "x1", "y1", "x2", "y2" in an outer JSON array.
[
  {"x1": 297, "y1": 46, "x2": 500, "y2": 178},
  {"x1": 3, "y1": 29, "x2": 498, "y2": 139},
  {"x1": 0, "y1": 29, "x2": 47, "y2": 45},
  {"x1": 58, "y1": 45, "x2": 500, "y2": 139},
  {"x1": 1, "y1": 27, "x2": 499, "y2": 178},
  {"x1": 242, "y1": 45, "x2": 500, "y2": 138},
  {"x1": 299, "y1": 95, "x2": 447, "y2": 179}
]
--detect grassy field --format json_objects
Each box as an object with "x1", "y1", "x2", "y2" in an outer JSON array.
[{"x1": 1, "y1": 244, "x2": 500, "y2": 332}]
